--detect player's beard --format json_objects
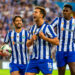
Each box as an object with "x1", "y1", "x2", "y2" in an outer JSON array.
[
  {"x1": 33, "y1": 16, "x2": 40, "y2": 23},
  {"x1": 34, "y1": 18, "x2": 40, "y2": 24},
  {"x1": 63, "y1": 13, "x2": 71, "y2": 20},
  {"x1": 64, "y1": 15, "x2": 71, "y2": 20},
  {"x1": 15, "y1": 24, "x2": 22, "y2": 29}
]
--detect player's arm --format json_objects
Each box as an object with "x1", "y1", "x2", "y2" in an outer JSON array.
[
  {"x1": 26, "y1": 25, "x2": 37, "y2": 47},
  {"x1": 39, "y1": 25, "x2": 59, "y2": 45},
  {"x1": 39, "y1": 32, "x2": 59, "y2": 45},
  {"x1": 44, "y1": 37, "x2": 59, "y2": 45}
]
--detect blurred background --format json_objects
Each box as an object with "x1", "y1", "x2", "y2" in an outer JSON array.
[{"x1": 0, "y1": 0, "x2": 75, "y2": 75}]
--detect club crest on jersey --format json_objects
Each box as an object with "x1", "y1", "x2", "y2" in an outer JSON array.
[
  {"x1": 11, "y1": 37, "x2": 13, "y2": 39},
  {"x1": 61, "y1": 22, "x2": 64, "y2": 25}
]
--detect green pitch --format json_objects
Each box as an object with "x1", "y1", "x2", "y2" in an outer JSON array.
[{"x1": 0, "y1": 69, "x2": 70, "y2": 75}]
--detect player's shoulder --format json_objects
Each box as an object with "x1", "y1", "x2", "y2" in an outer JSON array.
[
  {"x1": 29, "y1": 24, "x2": 35, "y2": 28},
  {"x1": 7, "y1": 30, "x2": 13, "y2": 34},
  {"x1": 45, "y1": 21, "x2": 53, "y2": 27},
  {"x1": 29, "y1": 24, "x2": 36, "y2": 31},
  {"x1": 31, "y1": 24, "x2": 36, "y2": 29},
  {"x1": 51, "y1": 17, "x2": 62, "y2": 25},
  {"x1": 46, "y1": 24, "x2": 53, "y2": 29}
]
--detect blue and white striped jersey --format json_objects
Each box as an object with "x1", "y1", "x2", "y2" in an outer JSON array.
[
  {"x1": 51, "y1": 17, "x2": 75, "y2": 52},
  {"x1": 28, "y1": 22, "x2": 57, "y2": 59},
  {"x1": 4, "y1": 29, "x2": 28, "y2": 64}
]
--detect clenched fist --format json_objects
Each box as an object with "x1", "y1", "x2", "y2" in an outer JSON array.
[{"x1": 32, "y1": 35, "x2": 37, "y2": 41}]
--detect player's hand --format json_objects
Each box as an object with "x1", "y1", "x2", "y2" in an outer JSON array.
[
  {"x1": 0, "y1": 47, "x2": 9, "y2": 57},
  {"x1": 0, "y1": 45, "x2": 3, "y2": 55},
  {"x1": 0, "y1": 51, "x2": 3, "y2": 55},
  {"x1": 39, "y1": 32, "x2": 46, "y2": 40},
  {"x1": 0, "y1": 51, "x2": 9, "y2": 56},
  {"x1": 2, "y1": 52, "x2": 9, "y2": 56},
  {"x1": 32, "y1": 35, "x2": 37, "y2": 41}
]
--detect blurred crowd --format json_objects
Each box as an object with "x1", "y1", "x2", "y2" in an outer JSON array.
[{"x1": 0, "y1": 0, "x2": 74, "y2": 59}]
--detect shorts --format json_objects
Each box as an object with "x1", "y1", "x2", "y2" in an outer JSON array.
[
  {"x1": 9, "y1": 63, "x2": 27, "y2": 75},
  {"x1": 26, "y1": 59, "x2": 53, "y2": 74},
  {"x1": 56, "y1": 51, "x2": 75, "y2": 67}
]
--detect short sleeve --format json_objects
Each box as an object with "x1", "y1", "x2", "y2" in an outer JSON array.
[
  {"x1": 51, "y1": 17, "x2": 58, "y2": 28},
  {"x1": 27, "y1": 26, "x2": 34, "y2": 40}
]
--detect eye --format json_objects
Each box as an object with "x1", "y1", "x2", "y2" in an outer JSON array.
[
  {"x1": 63, "y1": 10, "x2": 68, "y2": 12},
  {"x1": 66, "y1": 10, "x2": 68, "y2": 12}
]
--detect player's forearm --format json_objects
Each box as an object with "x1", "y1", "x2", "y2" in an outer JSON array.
[
  {"x1": 44, "y1": 37, "x2": 59, "y2": 45},
  {"x1": 26, "y1": 39, "x2": 34, "y2": 47}
]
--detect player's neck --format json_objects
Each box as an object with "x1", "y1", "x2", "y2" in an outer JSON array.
[
  {"x1": 15, "y1": 28, "x2": 22, "y2": 33},
  {"x1": 36, "y1": 19, "x2": 44, "y2": 27}
]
